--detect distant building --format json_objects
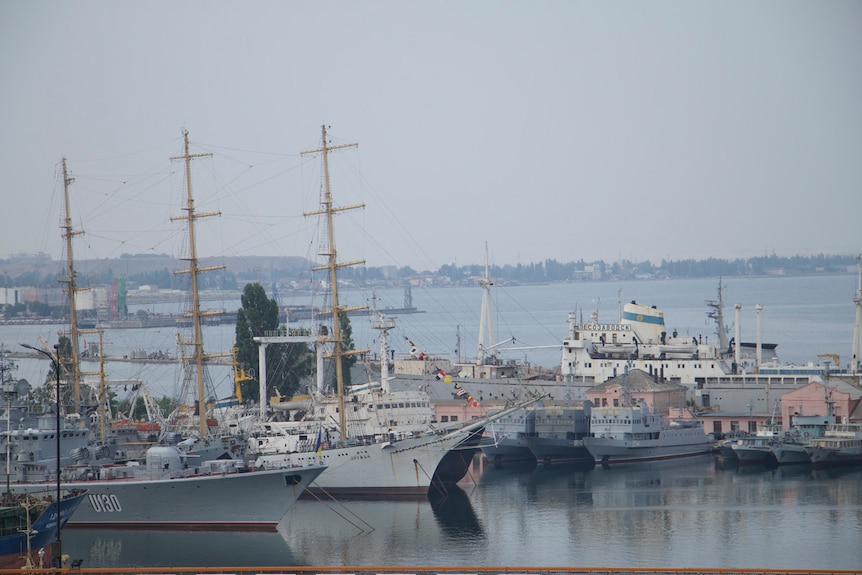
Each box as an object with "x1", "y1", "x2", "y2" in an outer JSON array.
[{"x1": 585, "y1": 369, "x2": 687, "y2": 413}]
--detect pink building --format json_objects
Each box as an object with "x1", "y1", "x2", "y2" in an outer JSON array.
[
  {"x1": 696, "y1": 378, "x2": 862, "y2": 438},
  {"x1": 778, "y1": 379, "x2": 862, "y2": 427}
]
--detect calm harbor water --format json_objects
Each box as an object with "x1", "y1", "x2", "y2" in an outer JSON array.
[{"x1": 61, "y1": 458, "x2": 862, "y2": 570}]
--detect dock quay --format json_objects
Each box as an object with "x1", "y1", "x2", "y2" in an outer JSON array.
[{"x1": 0, "y1": 567, "x2": 857, "y2": 575}]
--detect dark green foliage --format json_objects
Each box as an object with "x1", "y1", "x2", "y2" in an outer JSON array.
[
  {"x1": 334, "y1": 312, "x2": 356, "y2": 389},
  {"x1": 235, "y1": 283, "x2": 314, "y2": 402}
]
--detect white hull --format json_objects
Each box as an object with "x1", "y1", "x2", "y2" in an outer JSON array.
[
  {"x1": 257, "y1": 429, "x2": 479, "y2": 496},
  {"x1": 9, "y1": 465, "x2": 325, "y2": 530}
]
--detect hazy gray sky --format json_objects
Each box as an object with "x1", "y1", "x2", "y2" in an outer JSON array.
[{"x1": 1, "y1": 0, "x2": 860, "y2": 270}]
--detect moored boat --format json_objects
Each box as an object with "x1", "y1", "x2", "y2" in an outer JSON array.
[
  {"x1": 730, "y1": 421, "x2": 781, "y2": 467},
  {"x1": 730, "y1": 436, "x2": 777, "y2": 467},
  {"x1": 769, "y1": 411, "x2": 831, "y2": 466},
  {"x1": 803, "y1": 422, "x2": 862, "y2": 468},
  {"x1": 10, "y1": 454, "x2": 324, "y2": 530},
  {"x1": 0, "y1": 489, "x2": 86, "y2": 568},
  {"x1": 525, "y1": 403, "x2": 594, "y2": 466},
  {"x1": 480, "y1": 406, "x2": 538, "y2": 467},
  {"x1": 583, "y1": 400, "x2": 713, "y2": 466}
]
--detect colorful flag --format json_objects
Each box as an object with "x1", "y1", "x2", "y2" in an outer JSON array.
[{"x1": 315, "y1": 428, "x2": 323, "y2": 456}]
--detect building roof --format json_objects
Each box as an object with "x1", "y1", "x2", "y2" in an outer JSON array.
[
  {"x1": 590, "y1": 369, "x2": 687, "y2": 393},
  {"x1": 782, "y1": 378, "x2": 862, "y2": 401}
]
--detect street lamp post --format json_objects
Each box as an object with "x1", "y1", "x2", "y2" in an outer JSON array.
[{"x1": 20, "y1": 342, "x2": 63, "y2": 566}]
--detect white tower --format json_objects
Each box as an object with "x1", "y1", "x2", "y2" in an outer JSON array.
[
  {"x1": 852, "y1": 255, "x2": 862, "y2": 372},
  {"x1": 477, "y1": 242, "x2": 496, "y2": 365}
]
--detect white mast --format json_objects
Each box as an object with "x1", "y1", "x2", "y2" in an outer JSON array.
[
  {"x1": 371, "y1": 312, "x2": 395, "y2": 393},
  {"x1": 477, "y1": 242, "x2": 495, "y2": 364},
  {"x1": 852, "y1": 254, "x2": 862, "y2": 372},
  {"x1": 734, "y1": 303, "x2": 742, "y2": 370},
  {"x1": 755, "y1": 304, "x2": 762, "y2": 370},
  {"x1": 706, "y1": 279, "x2": 729, "y2": 352}
]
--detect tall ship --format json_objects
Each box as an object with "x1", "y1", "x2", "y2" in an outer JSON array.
[
  {"x1": 6, "y1": 144, "x2": 326, "y2": 530},
  {"x1": 583, "y1": 399, "x2": 713, "y2": 466},
  {"x1": 247, "y1": 126, "x2": 538, "y2": 497}
]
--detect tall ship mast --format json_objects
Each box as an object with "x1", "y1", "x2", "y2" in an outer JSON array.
[
  {"x1": 170, "y1": 129, "x2": 225, "y2": 438},
  {"x1": 301, "y1": 124, "x2": 366, "y2": 437},
  {"x1": 58, "y1": 159, "x2": 107, "y2": 421},
  {"x1": 59, "y1": 158, "x2": 83, "y2": 411}
]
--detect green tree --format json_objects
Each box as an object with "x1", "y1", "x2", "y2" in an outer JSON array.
[
  {"x1": 235, "y1": 283, "x2": 314, "y2": 402},
  {"x1": 334, "y1": 312, "x2": 357, "y2": 389}
]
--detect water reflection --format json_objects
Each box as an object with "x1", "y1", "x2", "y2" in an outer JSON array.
[
  {"x1": 63, "y1": 528, "x2": 299, "y2": 568},
  {"x1": 59, "y1": 458, "x2": 862, "y2": 570},
  {"x1": 429, "y1": 485, "x2": 484, "y2": 540}
]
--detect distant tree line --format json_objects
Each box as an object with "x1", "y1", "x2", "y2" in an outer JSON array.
[{"x1": 0, "y1": 253, "x2": 855, "y2": 291}]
